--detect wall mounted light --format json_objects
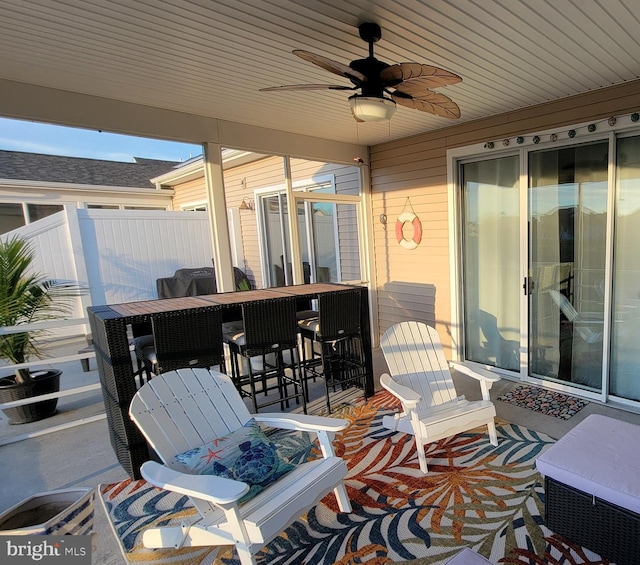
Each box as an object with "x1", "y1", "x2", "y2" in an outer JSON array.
[{"x1": 239, "y1": 197, "x2": 254, "y2": 211}]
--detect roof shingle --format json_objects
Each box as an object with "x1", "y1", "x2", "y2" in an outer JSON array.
[{"x1": 0, "y1": 150, "x2": 179, "y2": 188}]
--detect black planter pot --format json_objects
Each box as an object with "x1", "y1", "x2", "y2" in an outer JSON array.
[{"x1": 0, "y1": 369, "x2": 62, "y2": 424}]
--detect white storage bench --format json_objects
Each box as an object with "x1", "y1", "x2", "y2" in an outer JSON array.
[{"x1": 536, "y1": 414, "x2": 640, "y2": 565}]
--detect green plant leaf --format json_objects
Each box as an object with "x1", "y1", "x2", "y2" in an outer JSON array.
[{"x1": 0, "y1": 235, "x2": 86, "y2": 381}]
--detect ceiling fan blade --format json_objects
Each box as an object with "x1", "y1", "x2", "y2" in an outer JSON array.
[
  {"x1": 381, "y1": 63, "x2": 462, "y2": 88},
  {"x1": 391, "y1": 87, "x2": 461, "y2": 119},
  {"x1": 293, "y1": 49, "x2": 366, "y2": 83},
  {"x1": 260, "y1": 84, "x2": 356, "y2": 92}
]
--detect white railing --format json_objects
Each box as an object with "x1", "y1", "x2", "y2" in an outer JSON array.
[
  {"x1": 0, "y1": 318, "x2": 104, "y2": 445},
  {"x1": 0, "y1": 318, "x2": 92, "y2": 335}
]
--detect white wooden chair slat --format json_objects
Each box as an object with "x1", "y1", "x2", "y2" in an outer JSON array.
[
  {"x1": 549, "y1": 289, "x2": 603, "y2": 344},
  {"x1": 380, "y1": 321, "x2": 500, "y2": 474},
  {"x1": 413, "y1": 323, "x2": 455, "y2": 406},
  {"x1": 162, "y1": 369, "x2": 233, "y2": 440},
  {"x1": 150, "y1": 371, "x2": 214, "y2": 450},
  {"x1": 131, "y1": 383, "x2": 194, "y2": 465},
  {"x1": 206, "y1": 367, "x2": 253, "y2": 426},
  {"x1": 128, "y1": 368, "x2": 352, "y2": 565}
]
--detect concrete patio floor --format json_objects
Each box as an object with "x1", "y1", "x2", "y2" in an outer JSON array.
[{"x1": 2, "y1": 335, "x2": 640, "y2": 564}]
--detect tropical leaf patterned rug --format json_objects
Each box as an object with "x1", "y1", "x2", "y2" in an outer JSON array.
[{"x1": 99, "y1": 391, "x2": 610, "y2": 564}]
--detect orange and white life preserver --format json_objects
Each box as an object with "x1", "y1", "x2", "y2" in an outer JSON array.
[{"x1": 395, "y1": 211, "x2": 422, "y2": 250}]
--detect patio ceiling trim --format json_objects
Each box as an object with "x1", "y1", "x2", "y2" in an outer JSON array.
[{"x1": 0, "y1": 79, "x2": 367, "y2": 166}]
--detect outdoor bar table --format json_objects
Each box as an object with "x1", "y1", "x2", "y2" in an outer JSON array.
[{"x1": 87, "y1": 282, "x2": 374, "y2": 479}]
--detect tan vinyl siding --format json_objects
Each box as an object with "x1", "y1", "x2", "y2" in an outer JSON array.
[
  {"x1": 370, "y1": 79, "x2": 640, "y2": 354},
  {"x1": 172, "y1": 177, "x2": 206, "y2": 209},
  {"x1": 290, "y1": 159, "x2": 360, "y2": 195},
  {"x1": 222, "y1": 156, "x2": 282, "y2": 289}
]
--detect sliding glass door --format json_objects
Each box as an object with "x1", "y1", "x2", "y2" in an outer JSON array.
[
  {"x1": 528, "y1": 142, "x2": 607, "y2": 390},
  {"x1": 461, "y1": 156, "x2": 520, "y2": 372},
  {"x1": 610, "y1": 135, "x2": 640, "y2": 401},
  {"x1": 260, "y1": 192, "x2": 299, "y2": 286},
  {"x1": 256, "y1": 185, "x2": 359, "y2": 287},
  {"x1": 459, "y1": 133, "x2": 640, "y2": 405}
]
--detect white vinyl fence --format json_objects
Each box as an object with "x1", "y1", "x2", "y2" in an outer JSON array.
[{"x1": 1, "y1": 206, "x2": 244, "y2": 338}]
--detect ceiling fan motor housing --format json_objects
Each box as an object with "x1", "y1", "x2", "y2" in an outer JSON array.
[{"x1": 350, "y1": 57, "x2": 389, "y2": 97}]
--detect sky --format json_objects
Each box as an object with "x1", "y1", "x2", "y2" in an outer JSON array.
[{"x1": 0, "y1": 117, "x2": 203, "y2": 163}]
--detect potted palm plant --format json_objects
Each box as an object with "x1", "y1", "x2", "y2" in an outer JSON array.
[{"x1": 0, "y1": 235, "x2": 85, "y2": 424}]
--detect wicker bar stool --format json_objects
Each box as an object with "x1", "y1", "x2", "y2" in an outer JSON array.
[
  {"x1": 136, "y1": 308, "x2": 226, "y2": 379},
  {"x1": 298, "y1": 288, "x2": 366, "y2": 413},
  {"x1": 130, "y1": 321, "x2": 153, "y2": 386},
  {"x1": 224, "y1": 297, "x2": 306, "y2": 413}
]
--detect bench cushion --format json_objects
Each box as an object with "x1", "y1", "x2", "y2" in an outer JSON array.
[{"x1": 536, "y1": 414, "x2": 640, "y2": 514}]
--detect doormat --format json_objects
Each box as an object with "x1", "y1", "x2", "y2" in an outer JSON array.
[{"x1": 498, "y1": 384, "x2": 588, "y2": 419}]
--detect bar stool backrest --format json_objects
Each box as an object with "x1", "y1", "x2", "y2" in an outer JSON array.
[
  {"x1": 152, "y1": 308, "x2": 225, "y2": 374},
  {"x1": 241, "y1": 297, "x2": 298, "y2": 356},
  {"x1": 317, "y1": 289, "x2": 361, "y2": 341}
]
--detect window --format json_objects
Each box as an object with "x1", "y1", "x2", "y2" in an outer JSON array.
[
  {"x1": 0, "y1": 202, "x2": 64, "y2": 235},
  {"x1": 26, "y1": 204, "x2": 64, "y2": 222},
  {"x1": 123, "y1": 206, "x2": 167, "y2": 210},
  {"x1": 181, "y1": 204, "x2": 208, "y2": 212},
  {"x1": 257, "y1": 180, "x2": 339, "y2": 286},
  {"x1": 0, "y1": 203, "x2": 25, "y2": 234}
]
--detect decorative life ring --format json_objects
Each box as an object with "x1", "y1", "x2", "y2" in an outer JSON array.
[{"x1": 395, "y1": 211, "x2": 422, "y2": 250}]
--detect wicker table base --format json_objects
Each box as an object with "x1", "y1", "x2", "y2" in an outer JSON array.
[{"x1": 545, "y1": 476, "x2": 640, "y2": 565}]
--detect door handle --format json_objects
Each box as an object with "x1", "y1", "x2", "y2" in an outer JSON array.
[{"x1": 523, "y1": 277, "x2": 535, "y2": 295}]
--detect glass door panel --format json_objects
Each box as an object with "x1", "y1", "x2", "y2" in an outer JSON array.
[
  {"x1": 261, "y1": 194, "x2": 288, "y2": 286},
  {"x1": 297, "y1": 200, "x2": 360, "y2": 283},
  {"x1": 461, "y1": 156, "x2": 520, "y2": 371},
  {"x1": 259, "y1": 193, "x2": 354, "y2": 286},
  {"x1": 528, "y1": 142, "x2": 608, "y2": 389},
  {"x1": 302, "y1": 200, "x2": 337, "y2": 282},
  {"x1": 610, "y1": 135, "x2": 640, "y2": 400}
]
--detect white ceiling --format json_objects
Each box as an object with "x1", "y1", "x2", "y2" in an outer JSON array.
[{"x1": 1, "y1": 0, "x2": 639, "y2": 146}]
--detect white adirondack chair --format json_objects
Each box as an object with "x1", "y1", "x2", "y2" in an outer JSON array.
[
  {"x1": 129, "y1": 367, "x2": 352, "y2": 565},
  {"x1": 380, "y1": 321, "x2": 500, "y2": 474}
]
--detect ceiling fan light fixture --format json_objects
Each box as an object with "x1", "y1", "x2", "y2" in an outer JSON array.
[{"x1": 349, "y1": 95, "x2": 396, "y2": 122}]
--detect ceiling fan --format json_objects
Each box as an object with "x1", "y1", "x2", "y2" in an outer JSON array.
[{"x1": 260, "y1": 22, "x2": 462, "y2": 122}]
